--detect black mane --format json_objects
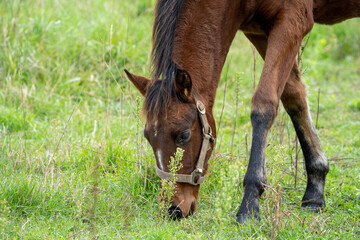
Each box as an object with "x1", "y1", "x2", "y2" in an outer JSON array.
[{"x1": 144, "y1": 0, "x2": 185, "y2": 120}]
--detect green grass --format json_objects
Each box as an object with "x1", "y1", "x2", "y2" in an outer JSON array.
[{"x1": 1, "y1": 0, "x2": 359, "y2": 239}]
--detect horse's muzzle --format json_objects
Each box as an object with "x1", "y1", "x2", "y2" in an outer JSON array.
[{"x1": 168, "y1": 205, "x2": 183, "y2": 220}]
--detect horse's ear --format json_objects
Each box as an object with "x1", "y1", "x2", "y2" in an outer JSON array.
[
  {"x1": 174, "y1": 69, "x2": 192, "y2": 99},
  {"x1": 124, "y1": 69, "x2": 151, "y2": 96}
]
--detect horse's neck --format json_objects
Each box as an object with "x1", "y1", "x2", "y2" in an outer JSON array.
[{"x1": 172, "y1": 1, "x2": 242, "y2": 108}]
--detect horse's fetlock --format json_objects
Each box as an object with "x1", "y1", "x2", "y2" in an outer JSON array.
[
  {"x1": 307, "y1": 157, "x2": 329, "y2": 176},
  {"x1": 243, "y1": 176, "x2": 265, "y2": 196}
]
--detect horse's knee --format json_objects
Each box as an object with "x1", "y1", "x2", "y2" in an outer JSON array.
[
  {"x1": 252, "y1": 87, "x2": 278, "y2": 111},
  {"x1": 251, "y1": 89, "x2": 278, "y2": 128}
]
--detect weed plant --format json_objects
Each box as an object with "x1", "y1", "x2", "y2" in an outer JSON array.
[{"x1": 158, "y1": 148, "x2": 183, "y2": 218}]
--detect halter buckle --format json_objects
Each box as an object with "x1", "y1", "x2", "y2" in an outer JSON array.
[
  {"x1": 196, "y1": 101, "x2": 206, "y2": 115},
  {"x1": 191, "y1": 168, "x2": 203, "y2": 185}
]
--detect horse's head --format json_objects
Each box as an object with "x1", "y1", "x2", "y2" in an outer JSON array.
[{"x1": 125, "y1": 69, "x2": 216, "y2": 219}]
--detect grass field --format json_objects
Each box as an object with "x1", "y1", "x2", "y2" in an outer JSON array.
[{"x1": 1, "y1": 0, "x2": 359, "y2": 239}]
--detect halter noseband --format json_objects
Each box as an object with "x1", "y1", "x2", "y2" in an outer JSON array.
[{"x1": 155, "y1": 99, "x2": 215, "y2": 185}]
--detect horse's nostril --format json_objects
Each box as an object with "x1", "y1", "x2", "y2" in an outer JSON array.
[
  {"x1": 188, "y1": 201, "x2": 195, "y2": 217},
  {"x1": 168, "y1": 205, "x2": 183, "y2": 220}
]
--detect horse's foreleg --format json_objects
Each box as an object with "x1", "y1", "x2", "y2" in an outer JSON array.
[
  {"x1": 237, "y1": 34, "x2": 268, "y2": 223},
  {"x1": 238, "y1": 11, "x2": 313, "y2": 223},
  {"x1": 281, "y1": 66, "x2": 329, "y2": 211}
]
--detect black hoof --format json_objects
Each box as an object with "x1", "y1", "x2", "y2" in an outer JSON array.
[{"x1": 236, "y1": 214, "x2": 260, "y2": 225}]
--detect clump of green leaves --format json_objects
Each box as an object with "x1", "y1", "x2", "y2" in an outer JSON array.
[
  {"x1": 158, "y1": 148, "x2": 184, "y2": 217},
  {"x1": 0, "y1": 194, "x2": 10, "y2": 237},
  {"x1": 214, "y1": 160, "x2": 240, "y2": 222},
  {"x1": 350, "y1": 99, "x2": 360, "y2": 111}
]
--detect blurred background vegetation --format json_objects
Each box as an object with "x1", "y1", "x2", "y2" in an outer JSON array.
[{"x1": 0, "y1": 0, "x2": 359, "y2": 238}]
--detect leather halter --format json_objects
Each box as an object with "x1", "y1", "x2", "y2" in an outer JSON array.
[{"x1": 155, "y1": 99, "x2": 215, "y2": 185}]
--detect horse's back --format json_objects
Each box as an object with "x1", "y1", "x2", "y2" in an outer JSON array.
[
  {"x1": 313, "y1": 0, "x2": 360, "y2": 24},
  {"x1": 239, "y1": 0, "x2": 359, "y2": 35}
]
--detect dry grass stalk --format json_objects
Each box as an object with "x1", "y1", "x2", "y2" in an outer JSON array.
[
  {"x1": 316, "y1": 88, "x2": 320, "y2": 129},
  {"x1": 262, "y1": 183, "x2": 283, "y2": 239},
  {"x1": 294, "y1": 135, "x2": 299, "y2": 188},
  {"x1": 216, "y1": 59, "x2": 231, "y2": 152}
]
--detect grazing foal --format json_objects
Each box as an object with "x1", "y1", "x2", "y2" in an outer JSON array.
[{"x1": 125, "y1": 0, "x2": 360, "y2": 223}]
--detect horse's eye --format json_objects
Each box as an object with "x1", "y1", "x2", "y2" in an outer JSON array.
[{"x1": 176, "y1": 131, "x2": 191, "y2": 144}]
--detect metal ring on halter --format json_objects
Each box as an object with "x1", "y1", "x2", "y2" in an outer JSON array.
[
  {"x1": 202, "y1": 126, "x2": 215, "y2": 143},
  {"x1": 191, "y1": 168, "x2": 203, "y2": 185}
]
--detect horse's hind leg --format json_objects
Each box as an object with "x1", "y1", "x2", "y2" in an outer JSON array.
[{"x1": 281, "y1": 65, "x2": 329, "y2": 210}]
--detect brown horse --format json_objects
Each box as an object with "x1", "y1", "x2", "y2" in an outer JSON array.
[{"x1": 125, "y1": 0, "x2": 360, "y2": 223}]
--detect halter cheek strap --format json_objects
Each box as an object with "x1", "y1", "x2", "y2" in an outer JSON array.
[{"x1": 155, "y1": 99, "x2": 215, "y2": 185}]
